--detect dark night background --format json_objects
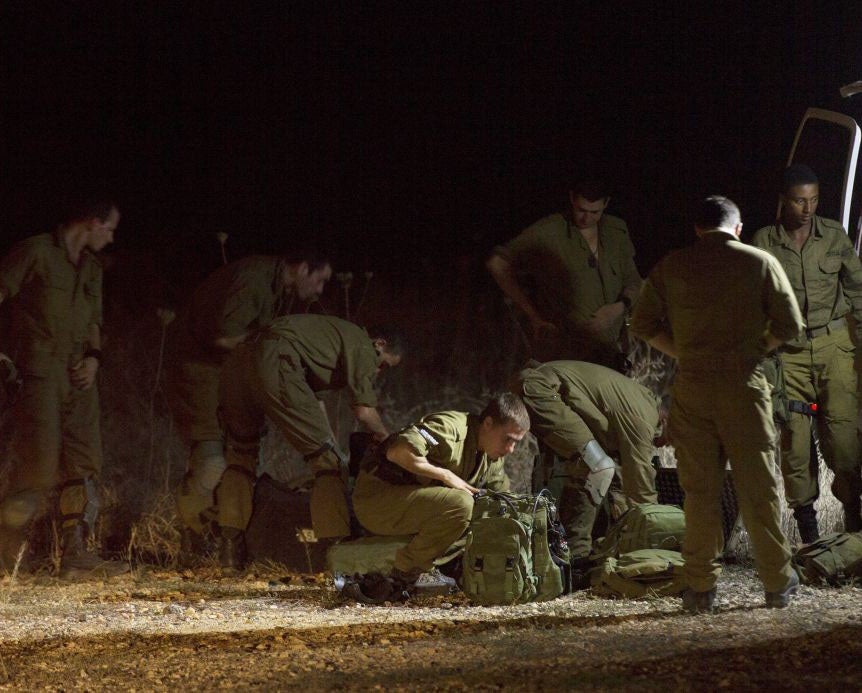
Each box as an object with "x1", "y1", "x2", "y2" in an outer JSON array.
[{"x1": 1, "y1": 2, "x2": 861, "y2": 306}]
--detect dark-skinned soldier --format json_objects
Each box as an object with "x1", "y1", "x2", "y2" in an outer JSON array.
[
  {"x1": 216, "y1": 314, "x2": 404, "y2": 572},
  {"x1": 510, "y1": 360, "x2": 667, "y2": 579},
  {"x1": 352, "y1": 393, "x2": 529, "y2": 585},
  {"x1": 487, "y1": 179, "x2": 641, "y2": 368},
  {"x1": 167, "y1": 250, "x2": 332, "y2": 564},
  {"x1": 751, "y1": 164, "x2": 862, "y2": 543},
  {"x1": 631, "y1": 195, "x2": 803, "y2": 613},
  {"x1": 0, "y1": 196, "x2": 128, "y2": 579}
]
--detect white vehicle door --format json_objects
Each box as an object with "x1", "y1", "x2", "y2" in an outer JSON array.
[{"x1": 786, "y1": 108, "x2": 860, "y2": 238}]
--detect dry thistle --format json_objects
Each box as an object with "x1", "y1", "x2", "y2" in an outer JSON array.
[{"x1": 156, "y1": 308, "x2": 176, "y2": 326}]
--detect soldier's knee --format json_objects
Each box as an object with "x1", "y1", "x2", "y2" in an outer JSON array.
[
  {"x1": 444, "y1": 491, "x2": 474, "y2": 528},
  {"x1": 0, "y1": 490, "x2": 42, "y2": 529},
  {"x1": 188, "y1": 440, "x2": 227, "y2": 493},
  {"x1": 305, "y1": 440, "x2": 348, "y2": 476}
]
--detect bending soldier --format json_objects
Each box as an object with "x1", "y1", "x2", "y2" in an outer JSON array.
[
  {"x1": 487, "y1": 179, "x2": 641, "y2": 367},
  {"x1": 216, "y1": 314, "x2": 403, "y2": 572},
  {"x1": 631, "y1": 195, "x2": 803, "y2": 613},
  {"x1": 510, "y1": 360, "x2": 667, "y2": 578},
  {"x1": 751, "y1": 164, "x2": 862, "y2": 542},
  {"x1": 167, "y1": 250, "x2": 332, "y2": 564},
  {"x1": 352, "y1": 393, "x2": 529, "y2": 585},
  {"x1": 0, "y1": 196, "x2": 128, "y2": 579}
]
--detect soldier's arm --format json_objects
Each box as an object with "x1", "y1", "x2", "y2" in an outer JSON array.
[
  {"x1": 763, "y1": 256, "x2": 804, "y2": 348},
  {"x1": 629, "y1": 273, "x2": 677, "y2": 358},
  {"x1": 70, "y1": 323, "x2": 102, "y2": 390},
  {"x1": 212, "y1": 333, "x2": 249, "y2": 351},
  {"x1": 386, "y1": 439, "x2": 478, "y2": 493},
  {"x1": 486, "y1": 253, "x2": 556, "y2": 337},
  {"x1": 352, "y1": 405, "x2": 390, "y2": 442}
]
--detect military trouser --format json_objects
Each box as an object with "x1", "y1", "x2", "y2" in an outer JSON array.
[
  {"x1": 0, "y1": 362, "x2": 102, "y2": 532},
  {"x1": 670, "y1": 368, "x2": 794, "y2": 593},
  {"x1": 352, "y1": 471, "x2": 474, "y2": 573},
  {"x1": 176, "y1": 440, "x2": 227, "y2": 534},
  {"x1": 218, "y1": 337, "x2": 351, "y2": 538},
  {"x1": 778, "y1": 328, "x2": 861, "y2": 509}
]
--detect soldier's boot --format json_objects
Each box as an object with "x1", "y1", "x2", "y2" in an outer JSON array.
[
  {"x1": 793, "y1": 503, "x2": 820, "y2": 545},
  {"x1": 218, "y1": 527, "x2": 247, "y2": 576},
  {"x1": 178, "y1": 526, "x2": 211, "y2": 570},
  {"x1": 59, "y1": 524, "x2": 130, "y2": 580},
  {"x1": 682, "y1": 587, "x2": 717, "y2": 615},
  {"x1": 843, "y1": 499, "x2": 862, "y2": 533}
]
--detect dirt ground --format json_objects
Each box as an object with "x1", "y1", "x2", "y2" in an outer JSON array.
[{"x1": 0, "y1": 561, "x2": 860, "y2": 691}]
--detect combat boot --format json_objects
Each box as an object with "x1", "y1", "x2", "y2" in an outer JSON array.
[
  {"x1": 793, "y1": 504, "x2": 820, "y2": 545},
  {"x1": 218, "y1": 527, "x2": 247, "y2": 575},
  {"x1": 682, "y1": 587, "x2": 717, "y2": 614},
  {"x1": 178, "y1": 526, "x2": 211, "y2": 569},
  {"x1": 59, "y1": 525, "x2": 130, "y2": 580},
  {"x1": 765, "y1": 570, "x2": 799, "y2": 609}
]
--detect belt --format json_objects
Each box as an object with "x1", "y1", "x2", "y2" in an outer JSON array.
[{"x1": 804, "y1": 317, "x2": 847, "y2": 340}]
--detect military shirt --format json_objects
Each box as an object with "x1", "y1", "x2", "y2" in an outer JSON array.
[
  {"x1": 396, "y1": 411, "x2": 510, "y2": 490},
  {"x1": 184, "y1": 255, "x2": 291, "y2": 356},
  {"x1": 751, "y1": 216, "x2": 862, "y2": 347},
  {"x1": 266, "y1": 314, "x2": 379, "y2": 407},
  {"x1": 515, "y1": 360, "x2": 660, "y2": 467},
  {"x1": 630, "y1": 232, "x2": 803, "y2": 372},
  {"x1": 496, "y1": 212, "x2": 641, "y2": 341},
  {"x1": 0, "y1": 230, "x2": 102, "y2": 372}
]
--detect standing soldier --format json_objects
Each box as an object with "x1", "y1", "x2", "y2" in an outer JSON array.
[
  {"x1": 487, "y1": 179, "x2": 641, "y2": 368},
  {"x1": 216, "y1": 314, "x2": 404, "y2": 572},
  {"x1": 510, "y1": 360, "x2": 667, "y2": 579},
  {"x1": 631, "y1": 196, "x2": 803, "y2": 612},
  {"x1": 352, "y1": 393, "x2": 529, "y2": 586},
  {"x1": 751, "y1": 164, "x2": 862, "y2": 543},
  {"x1": 0, "y1": 196, "x2": 129, "y2": 578},
  {"x1": 168, "y1": 250, "x2": 332, "y2": 565}
]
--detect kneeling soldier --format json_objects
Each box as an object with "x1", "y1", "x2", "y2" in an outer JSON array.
[{"x1": 352, "y1": 393, "x2": 529, "y2": 585}]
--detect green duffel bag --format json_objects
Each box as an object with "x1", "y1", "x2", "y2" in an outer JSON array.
[
  {"x1": 591, "y1": 548, "x2": 687, "y2": 599},
  {"x1": 793, "y1": 532, "x2": 862, "y2": 585},
  {"x1": 596, "y1": 503, "x2": 686, "y2": 558}
]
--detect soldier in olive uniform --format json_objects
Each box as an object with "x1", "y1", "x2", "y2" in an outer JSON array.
[
  {"x1": 631, "y1": 196, "x2": 803, "y2": 612},
  {"x1": 487, "y1": 179, "x2": 641, "y2": 368},
  {"x1": 216, "y1": 314, "x2": 403, "y2": 571},
  {"x1": 751, "y1": 164, "x2": 862, "y2": 542},
  {"x1": 0, "y1": 197, "x2": 128, "y2": 578},
  {"x1": 352, "y1": 393, "x2": 529, "y2": 582},
  {"x1": 167, "y1": 251, "x2": 332, "y2": 563},
  {"x1": 510, "y1": 360, "x2": 666, "y2": 569}
]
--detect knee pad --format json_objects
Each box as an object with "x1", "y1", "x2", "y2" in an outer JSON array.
[
  {"x1": 0, "y1": 491, "x2": 42, "y2": 529},
  {"x1": 188, "y1": 441, "x2": 227, "y2": 494}
]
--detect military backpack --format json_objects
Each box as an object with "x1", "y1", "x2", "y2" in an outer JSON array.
[
  {"x1": 793, "y1": 531, "x2": 862, "y2": 585},
  {"x1": 462, "y1": 490, "x2": 571, "y2": 606},
  {"x1": 590, "y1": 548, "x2": 687, "y2": 598},
  {"x1": 596, "y1": 503, "x2": 686, "y2": 558}
]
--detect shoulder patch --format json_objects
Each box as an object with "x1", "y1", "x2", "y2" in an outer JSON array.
[{"x1": 417, "y1": 426, "x2": 439, "y2": 447}]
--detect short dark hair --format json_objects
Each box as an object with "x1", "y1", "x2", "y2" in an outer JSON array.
[
  {"x1": 694, "y1": 195, "x2": 741, "y2": 231},
  {"x1": 782, "y1": 164, "x2": 819, "y2": 193},
  {"x1": 570, "y1": 179, "x2": 611, "y2": 202},
  {"x1": 368, "y1": 324, "x2": 406, "y2": 357},
  {"x1": 480, "y1": 392, "x2": 530, "y2": 431},
  {"x1": 60, "y1": 195, "x2": 118, "y2": 224},
  {"x1": 283, "y1": 246, "x2": 331, "y2": 274}
]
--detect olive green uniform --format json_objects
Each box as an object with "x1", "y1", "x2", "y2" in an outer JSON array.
[
  {"x1": 496, "y1": 213, "x2": 641, "y2": 365},
  {"x1": 511, "y1": 360, "x2": 660, "y2": 557},
  {"x1": 630, "y1": 231, "x2": 803, "y2": 593},
  {"x1": 0, "y1": 230, "x2": 104, "y2": 531},
  {"x1": 218, "y1": 314, "x2": 381, "y2": 539},
  {"x1": 168, "y1": 256, "x2": 296, "y2": 534},
  {"x1": 751, "y1": 217, "x2": 862, "y2": 515},
  {"x1": 353, "y1": 411, "x2": 510, "y2": 573}
]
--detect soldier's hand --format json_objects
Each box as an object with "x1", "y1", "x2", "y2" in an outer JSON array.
[
  {"x1": 70, "y1": 357, "x2": 99, "y2": 390},
  {"x1": 530, "y1": 316, "x2": 558, "y2": 340},
  {"x1": 585, "y1": 302, "x2": 625, "y2": 334},
  {"x1": 444, "y1": 471, "x2": 479, "y2": 495}
]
